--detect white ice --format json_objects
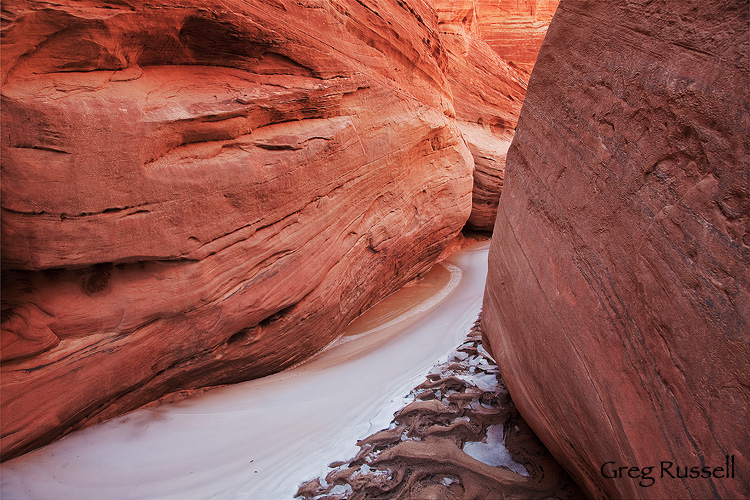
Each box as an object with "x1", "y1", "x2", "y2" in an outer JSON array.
[
  {"x1": 462, "y1": 423, "x2": 529, "y2": 477},
  {"x1": 0, "y1": 242, "x2": 490, "y2": 500},
  {"x1": 457, "y1": 372, "x2": 500, "y2": 393}
]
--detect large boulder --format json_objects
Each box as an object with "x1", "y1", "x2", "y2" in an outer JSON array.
[
  {"x1": 1, "y1": 0, "x2": 474, "y2": 460},
  {"x1": 482, "y1": 0, "x2": 749, "y2": 498}
]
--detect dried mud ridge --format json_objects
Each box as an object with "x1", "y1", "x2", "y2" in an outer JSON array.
[{"x1": 296, "y1": 320, "x2": 583, "y2": 500}]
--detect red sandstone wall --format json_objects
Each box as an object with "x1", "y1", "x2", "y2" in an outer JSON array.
[
  {"x1": 1, "y1": 0, "x2": 474, "y2": 460},
  {"x1": 432, "y1": 0, "x2": 558, "y2": 231},
  {"x1": 475, "y1": 0, "x2": 559, "y2": 75},
  {"x1": 482, "y1": 0, "x2": 749, "y2": 498}
]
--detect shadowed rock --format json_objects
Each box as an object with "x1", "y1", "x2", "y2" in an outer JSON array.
[{"x1": 482, "y1": 0, "x2": 749, "y2": 498}]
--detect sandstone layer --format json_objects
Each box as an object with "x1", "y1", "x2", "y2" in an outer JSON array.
[
  {"x1": 1, "y1": 0, "x2": 474, "y2": 460},
  {"x1": 459, "y1": 124, "x2": 511, "y2": 231},
  {"x1": 432, "y1": 0, "x2": 527, "y2": 133},
  {"x1": 432, "y1": 0, "x2": 534, "y2": 232},
  {"x1": 482, "y1": 0, "x2": 749, "y2": 499},
  {"x1": 474, "y1": 0, "x2": 558, "y2": 76}
]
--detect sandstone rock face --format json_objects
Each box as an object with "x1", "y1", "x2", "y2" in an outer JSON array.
[
  {"x1": 458, "y1": 124, "x2": 511, "y2": 231},
  {"x1": 432, "y1": 0, "x2": 527, "y2": 133},
  {"x1": 475, "y1": 0, "x2": 559, "y2": 76},
  {"x1": 482, "y1": 0, "x2": 749, "y2": 499},
  {"x1": 1, "y1": 0, "x2": 474, "y2": 459},
  {"x1": 432, "y1": 0, "x2": 535, "y2": 231}
]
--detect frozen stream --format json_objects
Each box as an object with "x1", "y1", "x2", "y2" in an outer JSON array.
[{"x1": 1, "y1": 242, "x2": 490, "y2": 500}]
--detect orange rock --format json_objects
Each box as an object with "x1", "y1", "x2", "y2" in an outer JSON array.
[
  {"x1": 432, "y1": 0, "x2": 527, "y2": 132},
  {"x1": 483, "y1": 0, "x2": 749, "y2": 498},
  {"x1": 474, "y1": 0, "x2": 559, "y2": 76},
  {"x1": 459, "y1": 124, "x2": 511, "y2": 231},
  {"x1": 432, "y1": 0, "x2": 555, "y2": 232},
  {"x1": 1, "y1": 0, "x2": 474, "y2": 460}
]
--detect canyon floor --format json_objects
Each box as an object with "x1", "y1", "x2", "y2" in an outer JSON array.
[
  {"x1": 296, "y1": 322, "x2": 582, "y2": 500},
  {"x1": 0, "y1": 239, "x2": 576, "y2": 499}
]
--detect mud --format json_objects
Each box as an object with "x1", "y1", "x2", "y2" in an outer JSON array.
[{"x1": 296, "y1": 320, "x2": 584, "y2": 500}]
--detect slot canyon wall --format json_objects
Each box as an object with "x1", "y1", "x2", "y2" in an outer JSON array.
[
  {"x1": 1, "y1": 0, "x2": 559, "y2": 462},
  {"x1": 482, "y1": 0, "x2": 749, "y2": 499},
  {"x1": 434, "y1": 0, "x2": 558, "y2": 231},
  {"x1": 1, "y1": 0, "x2": 478, "y2": 460},
  {"x1": 473, "y1": 0, "x2": 559, "y2": 76}
]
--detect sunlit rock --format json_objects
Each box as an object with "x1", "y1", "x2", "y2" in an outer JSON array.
[
  {"x1": 1, "y1": 0, "x2": 474, "y2": 460},
  {"x1": 432, "y1": 0, "x2": 556, "y2": 232}
]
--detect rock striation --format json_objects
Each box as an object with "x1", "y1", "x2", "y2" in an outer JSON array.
[
  {"x1": 474, "y1": 0, "x2": 559, "y2": 76},
  {"x1": 459, "y1": 124, "x2": 511, "y2": 231},
  {"x1": 1, "y1": 0, "x2": 474, "y2": 460},
  {"x1": 432, "y1": 0, "x2": 538, "y2": 232},
  {"x1": 432, "y1": 0, "x2": 528, "y2": 133},
  {"x1": 482, "y1": 0, "x2": 749, "y2": 499}
]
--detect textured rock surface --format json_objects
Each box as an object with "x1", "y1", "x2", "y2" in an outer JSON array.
[
  {"x1": 432, "y1": 0, "x2": 527, "y2": 133},
  {"x1": 432, "y1": 0, "x2": 536, "y2": 231},
  {"x1": 482, "y1": 0, "x2": 749, "y2": 499},
  {"x1": 459, "y1": 124, "x2": 511, "y2": 231},
  {"x1": 1, "y1": 0, "x2": 474, "y2": 460},
  {"x1": 474, "y1": 0, "x2": 559, "y2": 76},
  {"x1": 297, "y1": 323, "x2": 583, "y2": 500}
]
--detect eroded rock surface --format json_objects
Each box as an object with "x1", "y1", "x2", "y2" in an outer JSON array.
[
  {"x1": 432, "y1": 0, "x2": 527, "y2": 133},
  {"x1": 459, "y1": 124, "x2": 511, "y2": 231},
  {"x1": 432, "y1": 0, "x2": 546, "y2": 232},
  {"x1": 297, "y1": 324, "x2": 582, "y2": 500},
  {"x1": 474, "y1": 0, "x2": 559, "y2": 76},
  {"x1": 1, "y1": 0, "x2": 474, "y2": 460},
  {"x1": 482, "y1": 0, "x2": 749, "y2": 499}
]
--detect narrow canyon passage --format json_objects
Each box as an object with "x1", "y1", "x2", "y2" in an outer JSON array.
[{"x1": 0, "y1": 242, "x2": 490, "y2": 500}]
